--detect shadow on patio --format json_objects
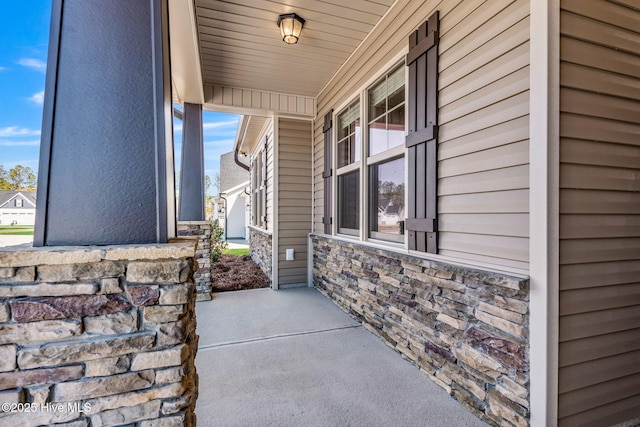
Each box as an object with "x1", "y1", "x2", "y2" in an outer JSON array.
[{"x1": 194, "y1": 287, "x2": 488, "y2": 426}]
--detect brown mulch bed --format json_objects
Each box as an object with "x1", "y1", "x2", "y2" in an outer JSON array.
[{"x1": 211, "y1": 254, "x2": 270, "y2": 292}]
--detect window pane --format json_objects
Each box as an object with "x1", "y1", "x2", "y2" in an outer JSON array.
[
  {"x1": 369, "y1": 157, "x2": 404, "y2": 241},
  {"x1": 368, "y1": 65, "x2": 406, "y2": 157},
  {"x1": 338, "y1": 170, "x2": 359, "y2": 232},
  {"x1": 337, "y1": 101, "x2": 360, "y2": 168}
]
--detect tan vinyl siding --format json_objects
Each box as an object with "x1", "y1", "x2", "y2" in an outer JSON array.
[
  {"x1": 558, "y1": 1, "x2": 640, "y2": 426},
  {"x1": 314, "y1": 0, "x2": 530, "y2": 270},
  {"x1": 278, "y1": 118, "x2": 312, "y2": 286}
]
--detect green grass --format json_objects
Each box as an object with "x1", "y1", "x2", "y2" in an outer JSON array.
[
  {"x1": 0, "y1": 226, "x2": 34, "y2": 235},
  {"x1": 223, "y1": 248, "x2": 250, "y2": 256}
]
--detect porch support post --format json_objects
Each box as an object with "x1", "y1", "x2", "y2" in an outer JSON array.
[
  {"x1": 34, "y1": 0, "x2": 175, "y2": 246},
  {"x1": 178, "y1": 103, "x2": 205, "y2": 221}
]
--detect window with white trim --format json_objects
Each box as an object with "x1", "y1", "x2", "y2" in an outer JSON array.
[
  {"x1": 336, "y1": 99, "x2": 361, "y2": 236},
  {"x1": 16, "y1": 199, "x2": 23, "y2": 208},
  {"x1": 251, "y1": 147, "x2": 266, "y2": 228},
  {"x1": 367, "y1": 64, "x2": 406, "y2": 243}
]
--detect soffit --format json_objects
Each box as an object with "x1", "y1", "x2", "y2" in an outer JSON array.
[{"x1": 194, "y1": 0, "x2": 395, "y2": 98}]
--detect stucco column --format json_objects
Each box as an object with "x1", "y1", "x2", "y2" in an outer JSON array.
[
  {"x1": 34, "y1": 0, "x2": 175, "y2": 246},
  {"x1": 178, "y1": 103, "x2": 205, "y2": 221}
]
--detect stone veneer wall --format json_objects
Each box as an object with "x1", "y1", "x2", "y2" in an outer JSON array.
[
  {"x1": 0, "y1": 240, "x2": 199, "y2": 427},
  {"x1": 249, "y1": 227, "x2": 272, "y2": 284},
  {"x1": 177, "y1": 221, "x2": 211, "y2": 301},
  {"x1": 312, "y1": 235, "x2": 530, "y2": 427}
]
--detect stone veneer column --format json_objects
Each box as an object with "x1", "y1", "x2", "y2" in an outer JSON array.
[
  {"x1": 0, "y1": 239, "x2": 199, "y2": 426},
  {"x1": 248, "y1": 227, "x2": 272, "y2": 285},
  {"x1": 177, "y1": 222, "x2": 212, "y2": 301},
  {"x1": 312, "y1": 235, "x2": 530, "y2": 427}
]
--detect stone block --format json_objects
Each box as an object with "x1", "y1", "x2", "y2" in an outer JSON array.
[
  {"x1": 161, "y1": 393, "x2": 193, "y2": 415},
  {"x1": 127, "y1": 260, "x2": 191, "y2": 285},
  {"x1": 493, "y1": 295, "x2": 528, "y2": 315},
  {"x1": 0, "y1": 246, "x2": 103, "y2": 268},
  {"x1": 126, "y1": 286, "x2": 160, "y2": 306},
  {"x1": 103, "y1": 241, "x2": 196, "y2": 261},
  {"x1": 475, "y1": 310, "x2": 526, "y2": 338},
  {"x1": 85, "y1": 356, "x2": 130, "y2": 377},
  {"x1": 0, "y1": 405, "x2": 80, "y2": 425},
  {"x1": 159, "y1": 285, "x2": 192, "y2": 305},
  {"x1": 0, "y1": 319, "x2": 82, "y2": 345},
  {"x1": 139, "y1": 415, "x2": 184, "y2": 427},
  {"x1": 0, "y1": 266, "x2": 35, "y2": 284},
  {"x1": 0, "y1": 345, "x2": 16, "y2": 372},
  {"x1": 157, "y1": 320, "x2": 187, "y2": 347},
  {"x1": 0, "y1": 267, "x2": 14, "y2": 278},
  {"x1": 37, "y1": 261, "x2": 124, "y2": 282},
  {"x1": 452, "y1": 344, "x2": 509, "y2": 376},
  {"x1": 100, "y1": 278, "x2": 122, "y2": 294},
  {"x1": 0, "y1": 389, "x2": 21, "y2": 405},
  {"x1": 54, "y1": 370, "x2": 154, "y2": 402},
  {"x1": 155, "y1": 367, "x2": 183, "y2": 385},
  {"x1": 11, "y1": 294, "x2": 132, "y2": 323},
  {"x1": 54, "y1": 420, "x2": 89, "y2": 427},
  {"x1": 26, "y1": 384, "x2": 51, "y2": 405},
  {"x1": 18, "y1": 332, "x2": 155, "y2": 369},
  {"x1": 0, "y1": 283, "x2": 98, "y2": 298},
  {"x1": 0, "y1": 365, "x2": 84, "y2": 391},
  {"x1": 0, "y1": 304, "x2": 8, "y2": 322},
  {"x1": 90, "y1": 399, "x2": 161, "y2": 427},
  {"x1": 143, "y1": 305, "x2": 184, "y2": 324},
  {"x1": 436, "y1": 313, "x2": 467, "y2": 330},
  {"x1": 478, "y1": 302, "x2": 525, "y2": 324},
  {"x1": 84, "y1": 311, "x2": 138, "y2": 335},
  {"x1": 131, "y1": 345, "x2": 188, "y2": 371},
  {"x1": 86, "y1": 382, "x2": 184, "y2": 413}
]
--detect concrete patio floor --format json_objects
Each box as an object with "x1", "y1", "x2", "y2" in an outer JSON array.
[{"x1": 194, "y1": 287, "x2": 488, "y2": 427}]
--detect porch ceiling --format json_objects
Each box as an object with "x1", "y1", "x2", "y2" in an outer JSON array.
[{"x1": 194, "y1": 0, "x2": 396, "y2": 98}]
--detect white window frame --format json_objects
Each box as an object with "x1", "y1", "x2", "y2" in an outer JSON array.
[
  {"x1": 365, "y1": 63, "x2": 407, "y2": 244},
  {"x1": 251, "y1": 145, "x2": 266, "y2": 229},
  {"x1": 335, "y1": 98, "x2": 361, "y2": 237},
  {"x1": 332, "y1": 57, "x2": 408, "y2": 247}
]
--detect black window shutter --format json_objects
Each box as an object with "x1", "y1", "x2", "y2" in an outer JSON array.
[
  {"x1": 406, "y1": 12, "x2": 439, "y2": 253},
  {"x1": 322, "y1": 109, "x2": 333, "y2": 234},
  {"x1": 262, "y1": 136, "x2": 268, "y2": 228}
]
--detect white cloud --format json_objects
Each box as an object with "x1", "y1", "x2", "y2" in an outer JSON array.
[
  {"x1": 0, "y1": 66, "x2": 6, "y2": 71},
  {"x1": 0, "y1": 127, "x2": 41, "y2": 137},
  {"x1": 203, "y1": 119, "x2": 239, "y2": 130},
  {"x1": 29, "y1": 90, "x2": 45, "y2": 105},
  {"x1": 0, "y1": 139, "x2": 40, "y2": 147},
  {"x1": 17, "y1": 58, "x2": 47, "y2": 73}
]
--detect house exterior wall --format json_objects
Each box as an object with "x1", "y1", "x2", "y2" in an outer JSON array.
[
  {"x1": 225, "y1": 188, "x2": 249, "y2": 239},
  {"x1": 219, "y1": 151, "x2": 249, "y2": 193},
  {"x1": 0, "y1": 240, "x2": 198, "y2": 426},
  {"x1": 313, "y1": 0, "x2": 531, "y2": 271},
  {"x1": 277, "y1": 118, "x2": 313, "y2": 287},
  {"x1": 557, "y1": 1, "x2": 640, "y2": 426},
  {"x1": 312, "y1": 235, "x2": 530, "y2": 426}
]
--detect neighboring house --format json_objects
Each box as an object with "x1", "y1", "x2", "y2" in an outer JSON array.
[
  {"x1": 0, "y1": 191, "x2": 36, "y2": 225},
  {"x1": 219, "y1": 151, "x2": 250, "y2": 239}
]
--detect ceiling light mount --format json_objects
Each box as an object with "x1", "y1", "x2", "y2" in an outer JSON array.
[{"x1": 277, "y1": 13, "x2": 305, "y2": 44}]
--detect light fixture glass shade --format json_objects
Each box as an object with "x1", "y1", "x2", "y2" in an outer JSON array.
[{"x1": 277, "y1": 13, "x2": 305, "y2": 44}]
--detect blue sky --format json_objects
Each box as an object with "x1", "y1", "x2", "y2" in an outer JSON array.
[{"x1": 0, "y1": 1, "x2": 238, "y2": 195}]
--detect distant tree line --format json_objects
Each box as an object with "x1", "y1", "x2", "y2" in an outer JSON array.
[{"x1": 0, "y1": 165, "x2": 37, "y2": 191}]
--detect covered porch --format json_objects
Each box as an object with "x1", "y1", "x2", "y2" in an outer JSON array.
[{"x1": 194, "y1": 287, "x2": 487, "y2": 426}]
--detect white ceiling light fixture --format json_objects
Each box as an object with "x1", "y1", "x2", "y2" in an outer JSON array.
[{"x1": 277, "y1": 13, "x2": 305, "y2": 44}]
